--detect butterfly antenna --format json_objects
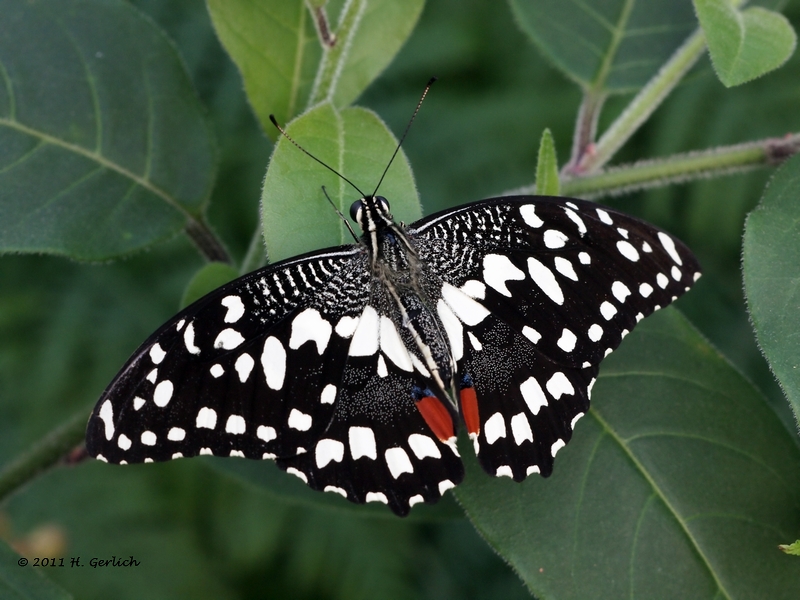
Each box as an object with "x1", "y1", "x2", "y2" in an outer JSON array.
[
  {"x1": 269, "y1": 114, "x2": 366, "y2": 198},
  {"x1": 371, "y1": 76, "x2": 437, "y2": 197},
  {"x1": 322, "y1": 186, "x2": 359, "y2": 242}
]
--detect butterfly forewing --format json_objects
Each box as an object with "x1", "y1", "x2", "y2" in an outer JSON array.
[{"x1": 87, "y1": 195, "x2": 700, "y2": 516}]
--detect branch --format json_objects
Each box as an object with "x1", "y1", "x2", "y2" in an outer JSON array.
[
  {"x1": 185, "y1": 218, "x2": 232, "y2": 264},
  {"x1": 0, "y1": 409, "x2": 90, "y2": 506}
]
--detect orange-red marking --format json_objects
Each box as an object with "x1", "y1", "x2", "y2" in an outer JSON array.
[
  {"x1": 415, "y1": 395, "x2": 454, "y2": 442},
  {"x1": 460, "y1": 387, "x2": 480, "y2": 435}
]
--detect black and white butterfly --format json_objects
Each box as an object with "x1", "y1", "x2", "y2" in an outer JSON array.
[{"x1": 86, "y1": 185, "x2": 700, "y2": 515}]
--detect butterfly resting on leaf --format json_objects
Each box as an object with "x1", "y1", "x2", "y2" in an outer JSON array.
[{"x1": 86, "y1": 94, "x2": 700, "y2": 517}]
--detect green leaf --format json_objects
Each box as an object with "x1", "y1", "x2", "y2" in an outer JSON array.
[
  {"x1": 0, "y1": 540, "x2": 72, "y2": 600},
  {"x1": 694, "y1": 0, "x2": 797, "y2": 87},
  {"x1": 317, "y1": 0, "x2": 425, "y2": 109},
  {"x1": 0, "y1": 0, "x2": 217, "y2": 261},
  {"x1": 456, "y1": 309, "x2": 800, "y2": 599},
  {"x1": 535, "y1": 128, "x2": 560, "y2": 196},
  {"x1": 508, "y1": 0, "x2": 698, "y2": 93},
  {"x1": 261, "y1": 101, "x2": 420, "y2": 263},
  {"x1": 180, "y1": 262, "x2": 239, "y2": 308},
  {"x1": 779, "y1": 540, "x2": 800, "y2": 556},
  {"x1": 743, "y1": 153, "x2": 800, "y2": 426},
  {"x1": 206, "y1": 0, "x2": 322, "y2": 134}
]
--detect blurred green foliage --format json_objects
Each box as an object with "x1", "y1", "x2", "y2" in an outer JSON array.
[{"x1": 2, "y1": 0, "x2": 800, "y2": 598}]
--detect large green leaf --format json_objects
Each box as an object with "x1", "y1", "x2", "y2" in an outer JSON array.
[
  {"x1": 261, "y1": 101, "x2": 420, "y2": 263},
  {"x1": 508, "y1": 0, "x2": 697, "y2": 93},
  {"x1": 743, "y1": 153, "x2": 800, "y2": 426},
  {"x1": 457, "y1": 308, "x2": 800, "y2": 598},
  {"x1": 0, "y1": 540, "x2": 72, "y2": 600},
  {"x1": 0, "y1": 0, "x2": 217, "y2": 261},
  {"x1": 206, "y1": 0, "x2": 321, "y2": 133},
  {"x1": 322, "y1": 0, "x2": 425, "y2": 109},
  {"x1": 695, "y1": 0, "x2": 796, "y2": 87}
]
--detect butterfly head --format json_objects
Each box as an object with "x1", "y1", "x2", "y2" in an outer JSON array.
[{"x1": 350, "y1": 196, "x2": 393, "y2": 233}]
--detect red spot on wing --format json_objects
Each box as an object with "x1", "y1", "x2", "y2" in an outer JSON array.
[
  {"x1": 415, "y1": 395, "x2": 454, "y2": 442},
  {"x1": 460, "y1": 386, "x2": 480, "y2": 435}
]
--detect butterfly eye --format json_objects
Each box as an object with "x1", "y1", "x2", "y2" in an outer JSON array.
[
  {"x1": 376, "y1": 196, "x2": 391, "y2": 213},
  {"x1": 349, "y1": 199, "x2": 364, "y2": 223}
]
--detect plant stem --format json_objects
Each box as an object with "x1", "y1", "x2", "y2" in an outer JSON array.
[
  {"x1": 564, "y1": 91, "x2": 606, "y2": 174},
  {"x1": 0, "y1": 409, "x2": 90, "y2": 506},
  {"x1": 185, "y1": 218, "x2": 231, "y2": 264},
  {"x1": 307, "y1": 0, "x2": 366, "y2": 107},
  {"x1": 554, "y1": 134, "x2": 800, "y2": 199},
  {"x1": 578, "y1": 29, "x2": 708, "y2": 173}
]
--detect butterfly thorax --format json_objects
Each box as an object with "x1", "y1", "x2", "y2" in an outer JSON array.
[{"x1": 352, "y1": 196, "x2": 458, "y2": 406}]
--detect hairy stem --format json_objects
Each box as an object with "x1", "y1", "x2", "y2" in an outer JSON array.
[
  {"x1": 185, "y1": 218, "x2": 231, "y2": 264},
  {"x1": 564, "y1": 91, "x2": 606, "y2": 174},
  {"x1": 0, "y1": 410, "x2": 90, "y2": 506},
  {"x1": 558, "y1": 134, "x2": 800, "y2": 199},
  {"x1": 578, "y1": 29, "x2": 708, "y2": 173}
]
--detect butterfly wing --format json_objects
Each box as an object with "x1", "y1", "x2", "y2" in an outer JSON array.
[{"x1": 408, "y1": 195, "x2": 701, "y2": 479}]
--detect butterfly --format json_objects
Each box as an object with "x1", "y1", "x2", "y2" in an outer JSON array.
[{"x1": 85, "y1": 186, "x2": 700, "y2": 515}]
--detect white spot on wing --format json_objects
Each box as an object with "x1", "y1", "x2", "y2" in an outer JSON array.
[
  {"x1": 571, "y1": 412, "x2": 585, "y2": 429},
  {"x1": 436, "y1": 299, "x2": 463, "y2": 362},
  {"x1": 617, "y1": 240, "x2": 640, "y2": 261},
  {"x1": 149, "y1": 344, "x2": 165, "y2": 364},
  {"x1": 210, "y1": 364, "x2": 224, "y2": 378},
  {"x1": 554, "y1": 257, "x2": 578, "y2": 281},
  {"x1": 349, "y1": 306, "x2": 380, "y2": 356},
  {"x1": 520, "y1": 377, "x2": 547, "y2": 415},
  {"x1": 221, "y1": 295, "x2": 245, "y2": 323},
  {"x1": 483, "y1": 254, "x2": 525, "y2": 297},
  {"x1": 196, "y1": 407, "x2": 217, "y2": 429},
  {"x1": 316, "y1": 439, "x2": 345, "y2": 468},
  {"x1": 656, "y1": 273, "x2": 669, "y2": 288},
  {"x1": 349, "y1": 426, "x2": 377, "y2": 460},
  {"x1": 335, "y1": 315, "x2": 359, "y2": 338},
  {"x1": 141, "y1": 431, "x2": 156, "y2": 446},
  {"x1": 409, "y1": 494, "x2": 425, "y2": 507},
  {"x1": 286, "y1": 468, "x2": 307, "y2": 483},
  {"x1": 146, "y1": 368, "x2": 158, "y2": 384},
  {"x1": 234, "y1": 354, "x2": 254, "y2": 383},
  {"x1": 408, "y1": 434, "x2": 441, "y2": 459},
  {"x1": 377, "y1": 355, "x2": 388, "y2": 377},
  {"x1": 320, "y1": 384, "x2": 337, "y2": 404},
  {"x1": 588, "y1": 324, "x2": 604, "y2": 342},
  {"x1": 366, "y1": 492, "x2": 388, "y2": 504},
  {"x1": 596, "y1": 208, "x2": 613, "y2": 224},
  {"x1": 380, "y1": 316, "x2": 413, "y2": 371},
  {"x1": 527, "y1": 257, "x2": 564, "y2": 304},
  {"x1": 496, "y1": 465, "x2": 513, "y2": 478},
  {"x1": 289, "y1": 308, "x2": 332, "y2": 354},
  {"x1": 526, "y1": 465, "x2": 540, "y2": 476},
  {"x1": 522, "y1": 326, "x2": 541, "y2": 344},
  {"x1": 484, "y1": 412, "x2": 507, "y2": 444},
  {"x1": 441, "y1": 282, "x2": 490, "y2": 325},
  {"x1": 671, "y1": 265, "x2": 682, "y2": 281},
  {"x1": 578, "y1": 252, "x2": 591, "y2": 265},
  {"x1": 324, "y1": 485, "x2": 347, "y2": 498},
  {"x1": 288, "y1": 409, "x2": 312, "y2": 431},
  {"x1": 214, "y1": 328, "x2": 245, "y2": 350},
  {"x1": 547, "y1": 372, "x2": 574, "y2": 399},
  {"x1": 658, "y1": 232, "x2": 683, "y2": 265},
  {"x1": 639, "y1": 283, "x2": 653, "y2": 298},
  {"x1": 510, "y1": 413, "x2": 533, "y2": 445},
  {"x1": 184, "y1": 322, "x2": 200, "y2": 355},
  {"x1": 261, "y1": 336, "x2": 286, "y2": 390},
  {"x1": 600, "y1": 301, "x2": 617, "y2": 320},
  {"x1": 117, "y1": 434, "x2": 131, "y2": 450},
  {"x1": 519, "y1": 204, "x2": 544, "y2": 228},
  {"x1": 543, "y1": 229, "x2": 568, "y2": 249},
  {"x1": 557, "y1": 328, "x2": 577, "y2": 352},
  {"x1": 257, "y1": 425, "x2": 276, "y2": 442},
  {"x1": 563, "y1": 207, "x2": 587, "y2": 234},
  {"x1": 153, "y1": 380, "x2": 173, "y2": 407},
  {"x1": 551, "y1": 439, "x2": 566, "y2": 457},
  {"x1": 133, "y1": 397, "x2": 145, "y2": 411},
  {"x1": 168, "y1": 427, "x2": 186, "y2": 441},
  {"x1": 611, "y1": 281, "x2": 631, "y2": 303},
  {"x1": 226, "y1": 415, "x2": 246, "y2": 434},
  {"x1": 385, "y1": 447, "x2": 414, "y2": 479},
  {"x1": 460, "y1": 280, "x2": 486, "y2": 299},
  {"x1": 438, "y1": 479, "x2": 456, "y2": 494},
  {"x1": 468, "y1": 332, "x2": 482, "y2": 351}
]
